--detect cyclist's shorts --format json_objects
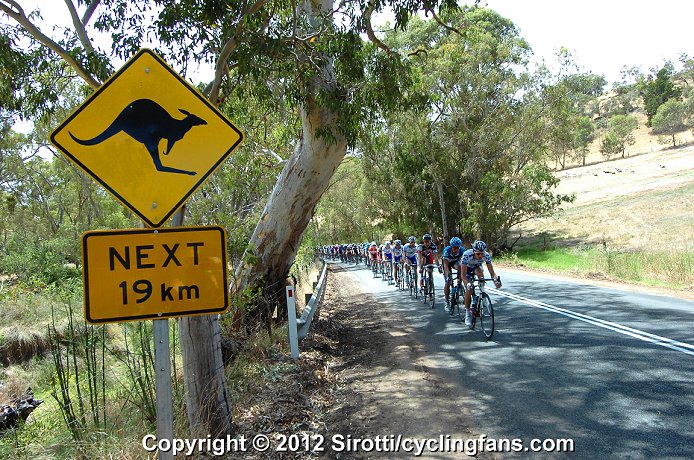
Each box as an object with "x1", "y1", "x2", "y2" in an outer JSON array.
[
  {"x1": 465, "y1": 266, "x2": 478, "y2": 279},
  {"x1": 422, "y1": 253, "x2": 436, "y2": 266},
  {"x1": 385, "y1": 252, "x2": 393, "y2": 261},
  {"x1": 393, "y1": 255, "x2": 402, "y2": 263},
  {"x1": 406, "y1": 255, "x2": 417, "y2": 265}
]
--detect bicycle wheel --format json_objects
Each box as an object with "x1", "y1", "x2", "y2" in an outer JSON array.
[
  {"x1": 428, "y1": 270, "x2": 435, "y2": 309},
  {"x1": 478, "y1": 292, "x2": 494, "y2": 340},
  {"x1": 463, "y1": 294, "x2": 477, "y2": 329},
  {"x1": 450, "y1": 285, "x2": 460, "y2": 316},
  {"x1": 457, "y1": 292, "x2": 468, "y2": 323}
]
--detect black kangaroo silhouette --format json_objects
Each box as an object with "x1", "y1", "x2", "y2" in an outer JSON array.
[{"x1": 69, "y1": 98, "x2": 207, "y2": 176}]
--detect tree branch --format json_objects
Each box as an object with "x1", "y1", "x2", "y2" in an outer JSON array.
[
  {"x1": 63, "y1": 0, "x2": 94, "y2": 53},
  {"x1": 364, "y1": 0, "x2": 397, "y2": 57},
  {"x1": 0, "y1": 0, "x2": 102, "y2": 89},
  {"x1": 81, "y1": 0, "x2": 100, "y2": 25},
  {"x1": 425, "y1": 8, "x2": 463, "y2": 37},
  {"x1": 208, "y1": 0, "x2": 268, "y2": 105}
]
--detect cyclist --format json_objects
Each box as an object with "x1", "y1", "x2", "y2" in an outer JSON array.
[
  {"x1": 417, "y1": 233, "x2": 438, "y2": 289},
  {"x1": 391, "y1": 239, "x2": 404, "y2": 285},
  {"x1": 382, "y1": 240, "x2": 393, "y2": 278},
  {"x1": 367, "y1": 241, "x2": 379, "y2": 268},
  {"x1": 442, "y1": 236, "x2": 465, "y2": 313},
  {"x1": 462, "y1": 240, "x2": 502, "y2": 325},
  {"x1": 403, "y1": 236, "x2": 418, "y2": 286}
]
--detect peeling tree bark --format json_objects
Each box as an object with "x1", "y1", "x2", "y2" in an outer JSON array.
[{"x1": 235, "y1": 104, "x2": 347, "y2": 290}]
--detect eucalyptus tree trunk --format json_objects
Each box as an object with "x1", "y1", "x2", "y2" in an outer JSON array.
[
  {"x1": 179, "y1": 0, "x2": 346, "y2": 439},
  {"x1": 234, "y1": 99, "x2": 347, "y2": 290},
  {"x1": 179, "y1": 314, "x2": 231, "y2": 438},
  {"x1": 235, "y1": 0, "x2": 347, "y2": 291}
]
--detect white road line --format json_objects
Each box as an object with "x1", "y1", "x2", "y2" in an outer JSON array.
[{"x1": 493, "y1": 289, "x2": 694, "y2": 357}]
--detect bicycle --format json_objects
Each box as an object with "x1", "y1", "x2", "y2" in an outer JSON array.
[
  {"x1": 394, "y1": 262, "x2": 405, "y2": 290},
  {"x1": 381, "y1": 258, "x2": 389, "y2": 282},
  {"x1": 419, "y1": 263, "x2": 437, "y2": 309},
  {"x1": 446, "y1": 267, "x2": 463, "y2": 316},
  {"x1": 459, "y1": 275, "x2": 499, "y2": 340},
  {"x1": 405, "y1": 261, "x2": 418, "y2": 298},
  {"x1": 371, "y1": 257, "x2": 380, "y2": 278}
]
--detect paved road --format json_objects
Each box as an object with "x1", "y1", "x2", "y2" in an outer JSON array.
[{"x1": 332, "y1": 260, "x2": 694, "y2": 458}]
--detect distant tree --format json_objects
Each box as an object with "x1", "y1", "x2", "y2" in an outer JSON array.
[
  {"x1": 674, "y1": 54, "x2": 694, "y2": 95},
  {"x1": 641, "y1": 64, "x2": 682, "y2": 125},
  {"x1": 602, "y1": 82, "x2": 640, "y2": 117},
  {"x1": 600, "y1": 114, "x2": 639, "y2": 159},
  {"x1": 651, "y1": 99, "x2": 688, "y2": 147},
  {"x1": 572, "y1": 116, "x2": 595, "y2": 166}
]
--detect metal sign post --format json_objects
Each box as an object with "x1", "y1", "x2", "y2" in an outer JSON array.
[{"x1": 153, "y1": 318, "x2": 173, "y2": 460}]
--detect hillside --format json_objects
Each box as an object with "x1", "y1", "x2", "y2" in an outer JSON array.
[{"x1": 514, "y1": 143, "x2": 694, "y2": 252}]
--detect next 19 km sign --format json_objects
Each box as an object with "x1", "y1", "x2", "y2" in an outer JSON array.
[{"x1": 82, "y1": 226, "x2": 229, "y2": 324}]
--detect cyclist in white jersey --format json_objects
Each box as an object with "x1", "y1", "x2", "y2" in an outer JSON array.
[
  {"x1": 402, "y1": 236, "x2": 418, "y2": 282},
  {"x1": 461, "y1": 240, "x2": 502, "y2": 325}
]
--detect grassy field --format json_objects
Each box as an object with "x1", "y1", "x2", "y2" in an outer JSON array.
[{"x1": 503, "y1": 144, "x2": 694, "y2": 291}]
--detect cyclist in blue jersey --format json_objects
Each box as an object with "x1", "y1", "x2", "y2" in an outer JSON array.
[
  {"x1": 442, "y1": 237, "x2": 465, "y2": 312},
  {"x1": 462, "y1": 240, "x2": 502, "y2": 325},
  {"x1": 417, "y1": 233, "x2": 438, "y2": 289}
]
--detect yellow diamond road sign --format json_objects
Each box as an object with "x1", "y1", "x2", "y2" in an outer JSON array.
[
  {"x1": 82, "y1": 226, "x2": 229, "y2": 324},
  {"x1": 50, "y1": 49, "x2": 244, "y2": 227}
]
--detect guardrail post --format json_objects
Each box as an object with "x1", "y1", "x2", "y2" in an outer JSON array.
[{"x1": 286, "y1": 286, "x2": 299, "y2": 359}]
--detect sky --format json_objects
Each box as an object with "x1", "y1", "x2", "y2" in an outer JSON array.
[
  {"x1": 480, "y1": 0, "x2": 692, "y2": 85},
  {"x1": 5, "y1": 0, "x2": 693, "y2": 133}
]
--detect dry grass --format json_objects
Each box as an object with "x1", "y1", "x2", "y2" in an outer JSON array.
[{"x1": 516, "y1": 144, "x2": 694, "y2": 252}]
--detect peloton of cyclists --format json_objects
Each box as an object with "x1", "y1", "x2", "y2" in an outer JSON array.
[
  {"x1": 461, "y1": 240, "x2": 502, "y2": 325},
  {"x1": 417, "y1": 233, "x2": 438, "y2": 289},
  {"x1": 442, "y1": 236, "x2": 465, "y2": 314}
]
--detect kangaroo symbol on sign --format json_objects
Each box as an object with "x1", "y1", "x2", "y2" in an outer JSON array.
[{"x1": 69, "y1": 99, "x2": 207, "y2": 176}]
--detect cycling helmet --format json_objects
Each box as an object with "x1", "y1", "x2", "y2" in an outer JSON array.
[
  {"x1": 394, "y1": 239, "x2": 401, "y2": 245},
  {"x1": 408, "y1": 236, "x2": 416, "y2": 243},
  {"x1": 472, "y1": 240, "x2": 487, "y2": 252},
  {"x1": 423, "y1": 233, "x2": 432, "y2": 241},
  {"x1": 449, "y1": 237, "x2": 462, "y2": 248}
]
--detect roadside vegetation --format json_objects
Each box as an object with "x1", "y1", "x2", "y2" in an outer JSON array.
[
  {"x1": 497, "y1": 245, "x2": 693, "y2": 290},
  {"x1": 1, "y1": 1, "x2": 693, "y2": 458}
]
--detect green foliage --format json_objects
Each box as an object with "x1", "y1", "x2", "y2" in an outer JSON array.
[
  {"x1": 641, "y1": 63, "x2": 682, "y2": 126},
  {"x1": 603, "y1": 82, "x2": 641, "y2": 117},
  {"x1": 498, "y1": 245, "x2": 693, "y2": 289},
  {"x1": 572, "y1": 116, "x2": 596, "y2": 165},
  {"x1": 340, "y1": 8, "x2": 575, "y2": 248},
  {"x1": 600, "y1": 114, "x2": 639, "y2": 159},
  {"x1": 651, "y1": 98, "x2": 688, "y2": 147}
]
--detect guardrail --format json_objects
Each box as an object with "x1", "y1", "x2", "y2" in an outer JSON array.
[{"x1": 286, "y1": 260, "x2": 328, "y2": 358}]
